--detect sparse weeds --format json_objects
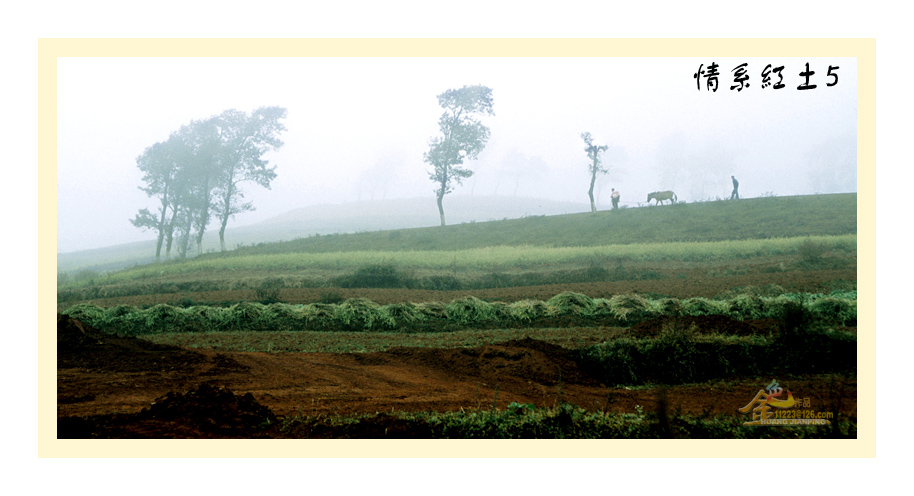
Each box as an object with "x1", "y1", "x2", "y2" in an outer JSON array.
[
  {"x1": 255, "y1": 277, "x2": 284, "y2": 304},
  {"x1": 333, "y1": 264, "x2": 417, "y2": 289}
]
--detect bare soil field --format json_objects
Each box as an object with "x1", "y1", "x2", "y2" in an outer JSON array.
[
  {"x1": 57, "y1": 313, "x2": 857, "y2": 439},
  {"x1": 56, "y1": 260, "x2": 857, "y2": 438}
]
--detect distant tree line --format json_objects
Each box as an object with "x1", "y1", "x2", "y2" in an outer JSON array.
[
  {"x1": 131, "y1": 87, "x2": 618, "y2": 260},
  {"x1": 131, "y1": 107, "x2": 287, "y2": 261}
]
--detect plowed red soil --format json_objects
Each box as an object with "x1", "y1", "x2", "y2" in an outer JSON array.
[{"x1": 57, "y1": 314, "x2": 857, "y2": 439}]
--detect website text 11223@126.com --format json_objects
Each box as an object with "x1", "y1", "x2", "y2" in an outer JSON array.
[{"x1": 773, "y1": 409, "x2": 834, "y2": 420}]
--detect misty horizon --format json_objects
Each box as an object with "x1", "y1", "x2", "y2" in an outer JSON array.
[{"x1": 57, "y1": 57, "x2": 857, "y2": 253}]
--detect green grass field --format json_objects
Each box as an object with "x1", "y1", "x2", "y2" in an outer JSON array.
[
  {"x1": 58, "y1": 193, "x2": 856, "y2": 294},
  {"x1": 214, "y1": 193, "x2": 856, "y2": 255}
]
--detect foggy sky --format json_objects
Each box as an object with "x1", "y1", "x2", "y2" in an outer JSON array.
[{"x1": 57, "y1": 56, "x2": 857, "y2": 253}]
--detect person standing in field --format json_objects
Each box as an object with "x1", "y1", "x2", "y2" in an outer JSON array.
[
  {"x1": 731, "y1": 176, "x2": 740, "y2": 200},
  {"x1": 611, "y1": 188, "x2": 620, "y2": 210}
]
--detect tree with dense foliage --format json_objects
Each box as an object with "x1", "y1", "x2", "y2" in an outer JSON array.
[
  {"x1": 131, "y1": 107, "x2": 286, "y2": 260},
  {"x1": 581, "y1": 132, "x2": 609, "y2": 213},
  {"x1": 211, "y1": 107, "x2": 286, "y2": 251},
  {"x1": 130, "y1": 134, "x2": 189, "y2": 262},
  {"x1": 424, "y1": 85, "x2": 494, "y2": 226}
]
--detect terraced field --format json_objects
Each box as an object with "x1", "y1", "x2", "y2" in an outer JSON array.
[{"x1": 57, "y1": 194, "x2": 859, "y2": 439}]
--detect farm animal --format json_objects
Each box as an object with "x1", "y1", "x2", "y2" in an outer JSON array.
[{"x1": 647, "y1": 190, "x2": 677, "y2": 205}]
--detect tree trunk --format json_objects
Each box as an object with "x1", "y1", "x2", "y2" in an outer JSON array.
[
  {"x1": 164, "y1": 214, "x2": 177, "y2": 261},
  {"x1": 195, "y1": 213, "x2": 206, "y2": 256},
  {"x1": 195, "y1": 216, "x2": 206, "y2": 256},
  {"x1": 164, "y1": 228, "x2": 173, "y2": 261},
  {"x1": 218, "y1": 185, "x2": 234, "y2": 252},
  {"x1": 437, "y1": 191, "x2": 446, "y2": 227},
  {"x1": 155, "y1": 190, "x2": 169, "y2": 263},
  {"x1": 588, "y1": 171, "x2": 598, "y2": 213},
  {"x1": 219, "y1": 224, "x2": 227, "y2": 252},
  {"x1": 155, "y1": 231, "x2": 164, "y2": 263}
]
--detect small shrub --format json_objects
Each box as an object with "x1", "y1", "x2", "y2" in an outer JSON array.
[
  {"x1": 808, "y1": 297, "x2": 856, "y2": 326},
  {"x1": 581, "y1": 265, "x2": 609, "y2": 282},
  {"x1": 578, "y1": 338, "x2": 643, "y2": 384},
  {"x1": 317, "y1": 291, "x2": 344, "y2": 305},
  {"x1": 650, "y1": 323, "x2": 700, "y2": 383},
  {"x1": 335, "y1": 264, "x2": 415, "y2": 289},
  {"x1": 175, "y1": 296, "x2": 197, "y2": 308},
  {"x1": 797, "y1": 238, "x2": 828, "y2": 263},
  {"x1": 421, "y1": 275, "x2": 463, "y2": 291},
  {"x1": 255, "y1": 278, "x2": 284, "y2": 304},
  {"x1": 72, "y1": 268, "x2": 100, "y2": 285},
  {"x1": 728, "y1": 294, "x2": 766, "y2": 320},
  {"x1": 475, "y1": 272, "x2": 514, "y2": 289}
]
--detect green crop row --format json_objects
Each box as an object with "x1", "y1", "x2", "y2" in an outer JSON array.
[
  {"x1": 61, "y1": 234, "x2": 856, "y2": 290},
  {"x1": 61, "y1": 290, "x2": 857, "y2": 336},
  {"x1": 56, "y1": 264, "x2": 665, "y2": 304}
]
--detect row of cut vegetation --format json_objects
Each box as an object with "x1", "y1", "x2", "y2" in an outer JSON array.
[{"x1": 61, "y1": 290, "x2": 856, "y2": 336}]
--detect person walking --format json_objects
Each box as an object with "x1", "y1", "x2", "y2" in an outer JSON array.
[
  {"x1": 611, "y1": 188, "x2": 620, "y2": 210},
  {"x1": 730, "y1": 176, "x2": 740, "y2": 200}
]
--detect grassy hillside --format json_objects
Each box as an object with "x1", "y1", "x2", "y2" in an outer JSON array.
[
  {"x1": 57, "y1": 194, "x2": 856, "y2": 301},
  {"x1": 57, "y1": 195, "x2": 592, "y2": 274},
  {"x1": 218, "y1": 193, "x2": 856, "y2": 257}
]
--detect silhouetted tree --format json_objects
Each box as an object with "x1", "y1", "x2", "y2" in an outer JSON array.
[
  {"x1": 581, "y1": 132, "x2": 609, "y2": 213},
  {"x1": 424, "y1": 85, "x2": 494, "y2": 226},
  {"x1": 131, "y1": 107, "x2": 286, "y2": 259},
  {"x1": 130, "y1": 134, "x2": 189, "y2": 261},
  {"x1": 211, "y1": 107, "x2": 286, "y2": 251}
]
